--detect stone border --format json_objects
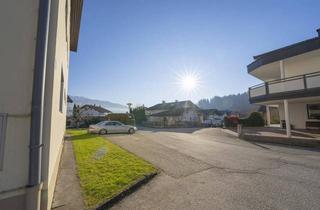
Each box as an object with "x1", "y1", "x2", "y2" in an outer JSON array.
[
  {"x1": 240, "y1": 134, "x2": 320, "y2": 148},
  {"x1": 95, "y1": 172, "x2": 158, "y2": 210},
  {"x1": 220, "y1": 128, "x2": 320, "y2": 148}
]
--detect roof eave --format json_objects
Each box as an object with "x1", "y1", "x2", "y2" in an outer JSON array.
[
  {"x1": 247, "y1": 37, "x2": 320, "y2": 73},
  {"x1": 70, "y1": 0, "x2": 83, "y2": 52}
]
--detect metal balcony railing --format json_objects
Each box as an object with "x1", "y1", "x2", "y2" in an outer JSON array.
[{"x1": 249, "y1": 71, "x2": 320, "y2": 99}]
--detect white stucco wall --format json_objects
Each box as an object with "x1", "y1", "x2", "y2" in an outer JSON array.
[
  {"x1": 0, "y1": 0, "x2": 74, "y2": 209},
  {"x1": 278, "y1": 101, "x2": 320, "y2": 129},
  {"x1": 41, "y1": 0, "x2": 71, "y2": 209},
  {"x1": 181, "y1": 110, "x2": 202, "y2": 122},
  {"x1": 0, "y1": 0, "x2": 39, "y2": 191},
  {"x1": 284, "y1": 49, "x2": 320, "y2": 78}
]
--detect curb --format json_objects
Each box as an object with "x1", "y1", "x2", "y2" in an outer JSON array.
[
  {"x1": 95, "y1": 172, "x2": 158, "y2": 210},
  {"x1": 240, "y1": 134, "x2": 320, "y2": 148}
]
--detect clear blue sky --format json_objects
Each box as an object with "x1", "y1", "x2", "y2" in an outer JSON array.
[{"x1": 69, "y1": 0, "x2": 320, "y2": 106}]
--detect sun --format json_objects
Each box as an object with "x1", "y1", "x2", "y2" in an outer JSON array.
[
  {"x1": 181, "y1": 75, "x2": 197, "y2": 90},
  {"x1": 175, "y1": 70, "x2": 201, "y2": 93}
]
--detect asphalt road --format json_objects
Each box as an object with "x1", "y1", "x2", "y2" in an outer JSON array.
[{"x1": 106, "y1": 127, "x2": 320, "y2": 210}]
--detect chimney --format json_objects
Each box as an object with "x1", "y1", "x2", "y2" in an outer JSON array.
[
  {"x1": 162, "y1": 100, "x2": 165, "y2": 104},
  {"x1": 175, "y1": 100, "x2": 178, "y2": 102},
  {"x1": 317, "y1": 28, "x2": 320, "y2": 37}
]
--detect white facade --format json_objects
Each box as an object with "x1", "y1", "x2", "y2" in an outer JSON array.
[
  {"x1": 0, "y1": 0, "x2": 82, "y2": 209},
  {"x1": 248, "y1": 30, "x2": 320, "y2": 134},
  {"x1": 146, "y1": 109, "x2": 203, "y2": 127}
]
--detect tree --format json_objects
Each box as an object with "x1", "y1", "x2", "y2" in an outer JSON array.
[
  {"x1": 72, "y1": 104, "x2": 83, "y2": 128},
  {"x1": 132, "y1": 106, "x2": 146, "y2": 125}
]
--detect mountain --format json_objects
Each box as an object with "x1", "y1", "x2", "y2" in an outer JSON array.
[
  {"x1": 67, "y1": 95, "x2": 128, "y2": 116},
  {"x1": 198, "y1": 92, "x2": 259, "y2": 117}
]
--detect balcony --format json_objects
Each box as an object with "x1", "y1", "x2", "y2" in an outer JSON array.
[{"x1": 249, "y1": 71, "x2": 320, "y2": 103}]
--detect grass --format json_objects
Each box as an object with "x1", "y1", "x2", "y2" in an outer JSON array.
[{"x1": 68, "y1": 129, "x2": 157, "y2": 209}]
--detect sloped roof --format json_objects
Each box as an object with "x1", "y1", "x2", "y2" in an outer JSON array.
[
  {"x1": 247, "y1": 29, "x2": 320, "y2": 72},
  {"x1": 147, "y1": 100, "x2": 199, "y2": 111},
  {"x1": 150, "y1": 108, "x2": 200, "y2": 117},
  {"x1": 67, "y1": 95, "x2": 73, "y2": 103},
  {"x1": 80, "y1": 104, "x2": 111, "y2": 113}
]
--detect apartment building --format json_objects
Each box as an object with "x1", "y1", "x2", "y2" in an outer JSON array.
[{"x1": 248, "y1": 29, "x2": 320, "y2": 137}]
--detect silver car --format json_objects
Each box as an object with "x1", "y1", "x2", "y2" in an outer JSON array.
[{"x1": 88, "y1": 121, "x2": 137, "y2": 135}]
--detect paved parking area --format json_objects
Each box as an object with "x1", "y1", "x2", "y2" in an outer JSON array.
[{"x1": 106, "y1": 128, "x2": 320, "y2": 210}]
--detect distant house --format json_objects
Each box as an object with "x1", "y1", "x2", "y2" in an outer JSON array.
[
  {"x1": 79, "y1": 104, "x2": 112, "y2": 117},
  {"x1": 145, "y1": 100, "x2": 203, "y2": 127},
  {"x1": 201, "y1": 109, "x2": 228, "y2": 121}
]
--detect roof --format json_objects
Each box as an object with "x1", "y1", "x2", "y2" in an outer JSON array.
[
  {"x1": 70, "y1": 0, "x2": 83, "y2": 52},
  {"x1": 150, "y1": 108, "x2": 200, "y2": 117},
  {"x1": 147, "y1": 100, "x2": 199, "y2": 111},
  {"x1": 80, "y1": 105, "x2": 111, "y2": 113},
  {"x1": 247, "y1": 30, "x2": 320, "y2": 73},
  {"x1": 67, "y1": 95, "x2": 73, "y2": 103}
]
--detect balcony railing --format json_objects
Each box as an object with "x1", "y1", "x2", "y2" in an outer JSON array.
[{"x1": 249, "y1": 71, "x2": 320, "y2": 101}]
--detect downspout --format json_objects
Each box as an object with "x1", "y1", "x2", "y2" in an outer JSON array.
[{"x1": 27, "y1": 0, "x2": 51, "y2": 209}]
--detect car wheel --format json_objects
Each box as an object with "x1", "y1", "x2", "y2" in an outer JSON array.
[
  {"x1": 128, "y1": 128, "x2": 135, "y2": 134},
  {"x1": 99, "y1": 129, "x2": 107, "y2": 135}
]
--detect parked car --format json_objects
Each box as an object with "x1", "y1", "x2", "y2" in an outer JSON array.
[
  {"x1": 203, "y1": 118, "x2": 223, "y2": 127},
  {"x1": 88, "y1": 121, "x2": 137, "y2": 134}
]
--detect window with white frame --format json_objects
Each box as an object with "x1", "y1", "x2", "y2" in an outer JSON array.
[{"x1": 307, "y1": 104, "x2": 320, "y2": 120}]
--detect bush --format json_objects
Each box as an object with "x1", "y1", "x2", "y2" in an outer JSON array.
[
  {"x1": 81, "y1": 116, "x2": 106, "y2": 128},
  {"x1": 107, "y1": 113, "x2": 135, "y2": 125},
  {"x1": 240, "y1": 112, "x2": 265, "y2": 127},
  {"x1": 224, "y1": 115, "x2": 240, "y2": 127},
  {"x1": 132, "y1": 106, "x2": 147, "y2": 125}
]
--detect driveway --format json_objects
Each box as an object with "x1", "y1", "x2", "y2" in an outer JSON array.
[{"x1": 106, "y1": 128, "x2": 320, "y2": 210}]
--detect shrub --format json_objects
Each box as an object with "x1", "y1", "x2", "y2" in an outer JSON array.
[
  {"x1": 224, "y1": 115, "x2": 240, "y2": 127},
  {"x1": 107, "y1": 113, "x2": 135, "y2": 125},
  {"x1": 240, "y1": 112, "x2": 265, "y2": 127},
  {"x1": 132, "y1": 106, "x2": 147, "y2": 125}
]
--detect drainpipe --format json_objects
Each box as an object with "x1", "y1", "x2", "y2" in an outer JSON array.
[{"x1": 27, "y1": 0, "x2": 51, "y2": 209}]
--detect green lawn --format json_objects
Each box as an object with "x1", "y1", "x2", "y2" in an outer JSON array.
[{"x1": 68, "y1": 129, "x2": 157, "y2": 209}]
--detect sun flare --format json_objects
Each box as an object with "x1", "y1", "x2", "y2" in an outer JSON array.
[
  {"x1": 175, "y1": 70, "x2": 201, "y2": 94},
  {"x1": 181, "y1": 75, "x2": 197, "y2": 90}
]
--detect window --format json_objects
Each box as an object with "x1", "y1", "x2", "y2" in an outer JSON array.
[
  {"x1": 59, "y1": 70, "x2": 64, "y2": 113},
  {"x1": 0, "y1": 113, "x2": 8, "y2": 170},
  {"x1": 65, "y1": 0, "x2": 69, "y2": 42},
  {"x1": 307, "y1": 104, "x2": 320, "y2": 120}
]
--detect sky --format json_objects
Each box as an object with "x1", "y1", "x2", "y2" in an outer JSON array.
[{"x1": 69, "y1": 0, "x2": 320, "y2": 107}]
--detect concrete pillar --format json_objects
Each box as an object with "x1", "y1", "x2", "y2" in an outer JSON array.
[
  {"x1": 283, "y1": 100, "x2": 291, "y2": 138},
  {"x1": 280, "y1": 60, "x2": 285, "y2": 79},
  {"x1": 266, "y1": 105, "x2": 271, "y2": 126}
]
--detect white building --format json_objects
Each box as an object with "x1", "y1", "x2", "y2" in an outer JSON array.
[
  {"x1": 248, "y1": 29, "x2": 320, "y2": 137},
  {"x1": 0, "y1": 0, "x2": 83, "y2": 209},
  {"x1": 145, "y1": 101, "x2": 203, "y2": 127},
  {"x1": 79, "y1": 104, "x2": 112, "y2": 117}
]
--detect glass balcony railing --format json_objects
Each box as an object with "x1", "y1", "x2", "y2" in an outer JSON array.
[{"x1": 249, "y1": 71, "x2": 320, "y2": 100}]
